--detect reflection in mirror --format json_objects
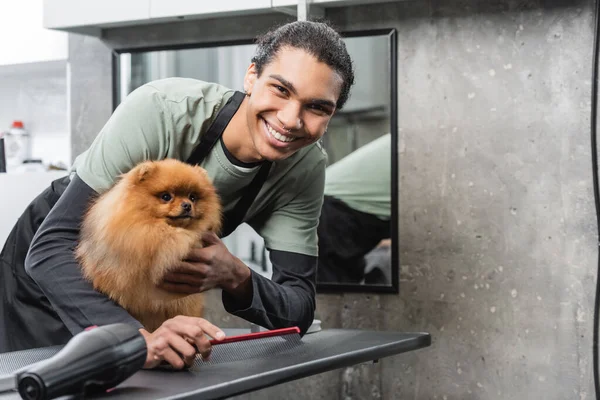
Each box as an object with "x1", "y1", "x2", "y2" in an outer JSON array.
[{"x1": 115, "y1": 29, "x2": 398, "y2": 293}]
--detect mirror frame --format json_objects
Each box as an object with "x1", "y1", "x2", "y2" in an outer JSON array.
[
  {"x1": 111, "y1": 27, "x2": 399, "y2": 295},
  {"x1": 315, "y1": 28, "x2": 398, "y2": 294}
]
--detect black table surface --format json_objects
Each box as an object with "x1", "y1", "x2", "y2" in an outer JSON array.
[{"x1": 0, "y1": 328, "x2": 431, "y2": 400}]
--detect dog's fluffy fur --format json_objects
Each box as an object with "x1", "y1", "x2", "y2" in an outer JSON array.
[{"x1": 76, "y1": 159, "x2": 222, "y2": 332}]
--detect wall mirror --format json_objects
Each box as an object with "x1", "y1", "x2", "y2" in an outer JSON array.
[{"x1": 114, "y1": 28, "x2": 398, "y2": 293}]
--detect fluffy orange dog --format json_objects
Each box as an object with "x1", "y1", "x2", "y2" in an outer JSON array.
[{"x1": 75, "y1": 159, "x2": 222, "y2": 332}]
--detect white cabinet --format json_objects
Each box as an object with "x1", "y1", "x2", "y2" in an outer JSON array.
[
  {"x1": 42, "y1": 0, "x2": 403, "y2": 36},
  {"x1": 0, "y1": 0, "x2": 67, "y2": 66},
  {"x1": 272, "y1": 0, "x2": 401, "y2": 7},
  {"x1": 149, "y1": 0, "x2": 272, "y2": 20},
  {"x1": 44, "y1": 0, "x2": 274, "y2": 31},
  {"x1": 43, "y1": 0, "x2": 150, "y2": 30}
]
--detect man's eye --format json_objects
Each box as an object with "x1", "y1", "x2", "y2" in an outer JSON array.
[
  {"x1": 160, "y1": 193, "x2": 172, "y2": 202},
  {"x1": 308, "y1": 104, "x2": 330, "y2": 115},
  {"x1": 275, "y1": 85, "x2": 288, "y2": 94}
]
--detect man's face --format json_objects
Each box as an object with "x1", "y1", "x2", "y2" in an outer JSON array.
[{"x1": 243, "y1": 46, "x2": 342, "y2": 162}]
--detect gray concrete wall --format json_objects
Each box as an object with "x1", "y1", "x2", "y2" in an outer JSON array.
[
  {"x1": 69, "y1": 0, "x2": 597, "y2": 398},
  {"x1": 68, "y1": 33, "x2": 114, "y2": 160}
]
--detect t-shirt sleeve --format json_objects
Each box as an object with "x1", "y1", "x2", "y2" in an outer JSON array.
[
  {"x1": 73, "y1": 84, "x2": 170, "y2": 193},
  {"x1": 251, "y1": 155, "x2": 326, "y2": 257}
]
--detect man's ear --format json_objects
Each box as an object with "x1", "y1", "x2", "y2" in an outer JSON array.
[{"x1": 243, "y1": 63, "x2": 258, "y2": 95}]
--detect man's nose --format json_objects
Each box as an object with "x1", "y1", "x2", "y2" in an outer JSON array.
[{"x1": 277, "y1": 102, "x2": 303, "y2": 131}]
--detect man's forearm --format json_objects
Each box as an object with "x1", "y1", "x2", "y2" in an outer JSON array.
[
  {"x1": 25, "y1": 174, "x2": 143, "y2": 335},
  {"x1": 221, "y1": 250, "x2": 316, "y2": 335}
]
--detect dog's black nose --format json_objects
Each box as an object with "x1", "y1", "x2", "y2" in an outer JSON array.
[{"x1": 181, "y1": 202, "x2": 192, "y2": 212}]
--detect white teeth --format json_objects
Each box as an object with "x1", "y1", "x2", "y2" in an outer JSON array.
[{"x1": 266, "y1": 122, "x2": 296, "y2": 143}]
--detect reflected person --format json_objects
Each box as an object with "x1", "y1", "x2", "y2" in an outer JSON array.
[{"x1": 317, "y1": 133, "x2": 391, "y2": 284}]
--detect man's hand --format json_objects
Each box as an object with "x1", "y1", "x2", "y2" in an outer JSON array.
[
  {"x1": 159, "y1": 232, "x2": 253, "y2": 300},
  {"x1": 139, "y1": 316, "x2": 225, "y2": 369}
]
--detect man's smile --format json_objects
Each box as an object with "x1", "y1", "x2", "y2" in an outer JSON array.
[{"x1": 263, "y1": 118, "x2": 299, "y2": 143}]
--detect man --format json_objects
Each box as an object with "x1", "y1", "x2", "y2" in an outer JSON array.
[{"x1": 0, "y1": 20, "x2": 355, "y2": 370}]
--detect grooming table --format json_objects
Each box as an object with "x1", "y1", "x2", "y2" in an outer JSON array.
[{"x1": 0, "y1": 328, "x2": 431, "y2": 399}]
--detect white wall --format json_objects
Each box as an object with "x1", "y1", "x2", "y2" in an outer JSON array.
[
  {"x1": 0, "y1": 61, "x2": 70, "y2": 167},
  {"x1": 0, "y1": 0, "x2": 68, "y2": 66},
  {"x1": 0, "y1": 171, "x2": 67, "y2": 248},
  {"x1": 0, "y1": 0, "x2": 70, "y2": 168}
]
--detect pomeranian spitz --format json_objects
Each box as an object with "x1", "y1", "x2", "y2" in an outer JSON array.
[{"x1": 75, "y1": 159, "x2": 222, "y2": 333}]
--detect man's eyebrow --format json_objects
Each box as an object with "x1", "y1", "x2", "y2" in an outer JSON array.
[
  {"x1": 269, "y1": 74, "x2": 298, "y2": 95},
  {"x1": 308, "y1": 98, "x2": 336, "y2": 109},
  {"x1": 269, "y1": 74, "x2": 336, "y2": 109}
]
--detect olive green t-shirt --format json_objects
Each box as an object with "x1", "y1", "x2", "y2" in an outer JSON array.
[
  {"x1": 324, "y1": 133, "x2": 391, "y2": 220},
  {"x1": 71, "y1": 78, "x2": 327, "y2": 256}
]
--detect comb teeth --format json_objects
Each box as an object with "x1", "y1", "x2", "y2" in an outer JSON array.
[{"x1": 191, "y1": 333, "x2": 304, "y2": 368}]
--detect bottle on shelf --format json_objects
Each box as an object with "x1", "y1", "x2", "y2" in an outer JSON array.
[{"x1": 4, "y1": 120, "x2": 31, "y2": 172}]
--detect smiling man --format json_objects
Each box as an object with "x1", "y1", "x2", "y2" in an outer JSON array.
[
  {"x1": 0, "y1": 20, "x2": 355, "y2": 370},
  {"x1": 233, "y1": 47, "x2": 342, "y2": 162}
]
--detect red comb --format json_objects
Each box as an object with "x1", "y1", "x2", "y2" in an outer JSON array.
[{"x1": 209, "y1": 327, "x2": 300, "y2": 345}]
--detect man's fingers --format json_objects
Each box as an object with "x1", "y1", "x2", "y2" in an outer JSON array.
[
  {"x1": 171, "y1": 316, "x2": 225, "y2": 355},
  {"x1": 159, "y1": 282, "x2": 199, "y2": 294},
  {"x1": 184, "y1": 247, "x2": 209, "y2": 263},
  {"x1": 162, "y1": 348, "x2": 187, "y2": 369},
  {"x1": 174, "y1": 317, "x2": 224, "y2": 341},
  {"x1": 168, "y1": 261, "x2": 205, "y2": 274},
  {"x1": 147, "y1": 317, "x2": 226, "y2": 369},
  {"x1": 143, "y1": 317, "x2": 226, "y2": 370},
  {"x1": 197, "y1": 318, "x2": 226, "y2": 342},
  {"x1": 143, "y1": 334, "x2": 166, "y2": 369},
  {"x1": 167, "y1": 317, "x2": 220, "y2": 360},
  {"x1": 145, "y1": 334, "x2": 188, "y2": 370},
  {"x1": 167, "y1": 332, "x2": 198, "y2": 367},
  {"x1": 201, "y1": 231, "x2": 220, "y2": 245},
  {"x1": 150, "y1": 327, "x2": 199, "y2": 368},
  {"x1": 191, "y1": 334, "x2": 212, "y2": 359},
  {"x1": 164, "y1": 270, "x2": 206, "y2": 285}
]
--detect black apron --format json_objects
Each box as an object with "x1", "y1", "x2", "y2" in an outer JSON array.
[
  {"x1": 0, "y1": 90, "x2": 271, "y2": 352},
  {"x1": 316, "y1": 195, "x2": 390, "y2": 284}
]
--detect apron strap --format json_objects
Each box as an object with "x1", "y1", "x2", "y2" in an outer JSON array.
[
  {"x1": 185, "y1": 90, "x2": 272, "y2": 237},
  {"x1": 186, "y1": 91, "x2": 246, "y2": 166}
]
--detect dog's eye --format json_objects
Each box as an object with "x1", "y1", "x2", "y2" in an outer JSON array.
[
  {"x1": 160, "y1": 193, "x2": 172, "y2": 202},
  {"x1": 189, "y1": 193, "x2": 198, "y2": 202}
]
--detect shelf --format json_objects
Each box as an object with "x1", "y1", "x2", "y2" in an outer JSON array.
[{"x1": 43, "y1": 0, "x2": 405, "y2": 37}]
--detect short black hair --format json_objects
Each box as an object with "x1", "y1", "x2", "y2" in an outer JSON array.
[{"x1": 252, "y1": 20, "x2": 355, "y2": 110}]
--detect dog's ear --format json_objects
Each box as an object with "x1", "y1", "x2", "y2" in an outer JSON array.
[{"x1": 135, "y1": 162, "x2": 156, "y2": 183}]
